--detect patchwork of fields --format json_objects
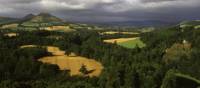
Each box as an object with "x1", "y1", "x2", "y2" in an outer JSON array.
[{"x1": 118, "y1": 38, "x2": 146, "y2": 48}]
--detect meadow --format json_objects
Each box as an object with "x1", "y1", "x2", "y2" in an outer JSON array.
[
  {"x1": 104, "y1": 37, "x2": 146, "y2": 49},
  {"x1": 118, "y1": 38, "x2": 146, "y2": 48}
]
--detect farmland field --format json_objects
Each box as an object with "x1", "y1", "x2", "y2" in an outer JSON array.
[
  {"x1": 39, "y1": 55, "x2": 103, "y2": 77},
  {"x1": 100, "y1": 31, "x2": 139, "y2": 35},
  {"x1": 104, "y1": 37, "x2": 146, "y2": 48},
  {"x1": 20, "y1": 45, "x2": 103, "y2": 77},
  {"x1": 118, "y1": 38, "x2": 146, "y2": 48},
  {"x1": 103, "y1": 37, "x2": 138, "y2": 43},
  {"x1": 4, "y1": 33, "x2": 18, "y2": 37}
]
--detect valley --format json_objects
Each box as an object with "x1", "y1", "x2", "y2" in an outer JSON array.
[{"x1": 0, "y1": 13, "x2": 200, "y2": 88}]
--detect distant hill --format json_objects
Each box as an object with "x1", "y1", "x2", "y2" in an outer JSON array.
[
  {"x1": 19, "y1": 13, "x2": 67, "y2": 28},
  {"x1": 0, "y1": 13, "x2": 72, "y2": 31},
  {"x1": 0, "y1": 13, "x2": 63, "y2": 24},
  {"x1": 180, "y1": 20, "x2": 200, "y2": 29},
  {"x1": 29, "y1": 13, "x2": 63, "y2": 23},
  {"x1": 21, "y1": 14, "x2": 35, "y2": 21},
  {"x1": 180, "y1": 20, "x2": 200, "y2": 25},
  {"x1": 0, "y1": 16, "x2": 18, "y2": 25},
  {"x1": 84, "y1": 20, "x2": 179, "y2": 27},
  {"x1": 0, "y1": 13, "x2": 98, "y2": 31}
]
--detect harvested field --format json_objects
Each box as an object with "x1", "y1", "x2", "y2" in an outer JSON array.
[
  {"x1": 118, "y1": 38, "x2": 146, "y2": 48},
  {"x1": 100, "y1": 31, "x2": 139, "y2": 35},
  {"x1": 103, "y1": 37, "x2": 138, "y2": 43},
  {"x1": 4, "y1": 33, "x2": 18, "y2": 37},
  {"x1": 1, "y1": 23, "x2": 18, "y2": 29},
  {"x1": 39, "y1": 56, "x2": 103, "y2": 77},
  {"x1": 43, "y1": 26, "x2": 71, "y2": 31},
  {"x1": 104, "y1": 37, "x2": 146, "y2": 49},
  {"x1": 47, "y1": 46, "x2": 65, "y2": 56},
  {"x1": 20, "y1": 45, "x2": 37, "y2": 48},
  {"x1": 20, "y1": 45, "x2": 103, "y2": 77},
  {"x1": 38, "y1": 26, "x2": 75, "y2": 32}
]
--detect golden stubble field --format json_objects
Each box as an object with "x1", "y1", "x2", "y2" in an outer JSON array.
[
  {"x1": 103, "y1": 37, "x2": 138, "y2": 43},
  {"x1": 39, "y1": 56, "x2": 103, "y2": 77},
  {"x1": 100, "y1": 31, "x2": 139, "y2": 35},
  {"x1": 20, "y1": 45, "x2": 103, "y2": 77},
  {"x1": 4, "y1": 33, "x2": 18, "y2": 37}
]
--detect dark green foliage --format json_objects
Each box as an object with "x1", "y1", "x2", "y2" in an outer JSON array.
[
  {"x1": 79, "y1": 65, "x2": 96, "y2": 76},
  {"x1": 101, "y1": 33, "x2": 138, "y2": 39},
  {"x1": 14, "y1": 47, "x2": 51, "y2": 59}
]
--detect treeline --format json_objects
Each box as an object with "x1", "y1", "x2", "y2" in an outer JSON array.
[{"x1": 101, "y1": 33, "x2": 139, "y2": 40}]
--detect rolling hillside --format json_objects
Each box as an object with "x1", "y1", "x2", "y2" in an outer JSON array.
[
  {"x1": 0, "y1": 13, "x2": 73, "y2": 31},
  {"x1": 30, "y1": 13, "x2": 63, "y2": 23},
  {"x1": 0, "y1": 17, "x2": 18, "y2": 25},
  {"x1": 180, "y1": 20, "x2": 200, "y2": 29}
]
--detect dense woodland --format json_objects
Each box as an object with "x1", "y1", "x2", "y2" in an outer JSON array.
[{"x1": 0, "y1": 25, "x2": 200, "y2": 88}]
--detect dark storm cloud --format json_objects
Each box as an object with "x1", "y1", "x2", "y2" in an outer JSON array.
[{"x1": 0, "y1": 0, "x2": 200, "y2": 22}]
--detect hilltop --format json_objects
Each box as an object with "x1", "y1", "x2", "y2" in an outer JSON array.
[
  {"x1": 29, "y1": 13, "x2": 63, "y2": 23},
  {"x1": 20, "y1": 14, "x2": 35, "y2": 21},
  {"x1": 0, "y1": 13, "x2": 100, "y2": 31}
]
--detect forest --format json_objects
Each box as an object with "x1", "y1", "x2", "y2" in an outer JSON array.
[{"x1": 0, "y1": 25, "x2": 200, "y2": 88}]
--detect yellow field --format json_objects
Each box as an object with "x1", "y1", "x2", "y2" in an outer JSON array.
[
  {"x1": 20, "y1": 45, "x2": 103, "y2": 77},
  {"x1": 20, "y1": 45, "x2": 37, "y2": 48},
  {"x1": 39, "y1": 56, "x2": 103, "y2": 77},
  {"x1": 46, "y1": 46, "x2": 65, "y2": 56},
  {"x1": 1, "y1": 24, "x2": 18, "y2": 29},
  {"x1": 103, "y1": 37, "x2": 138, "y2": 43},
  {"x1": 100, "y1": 31, "x2": 139, "y2": 35},
  {"x1": 4, "y1": 33, "x2": 18, "y2": 37},
  {"x1": 43, "y1": 26, "x2": 71, "y2": 31}
]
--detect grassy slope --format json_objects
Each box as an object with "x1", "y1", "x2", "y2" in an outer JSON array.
[
  {"x1": 0, "y1": 18, "x2": 17, "y2": 25},
  {"x1": 118, "y1": 38, "x2": 146, "y2": 48}
]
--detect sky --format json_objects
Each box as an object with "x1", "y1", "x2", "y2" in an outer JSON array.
[{"x1": 0, "y1": 0, "x2": 200, "y2": 22}]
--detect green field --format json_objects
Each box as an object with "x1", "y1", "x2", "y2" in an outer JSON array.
[{"x1": 118, "y1": 38, "x2": 146, "y2": 49}]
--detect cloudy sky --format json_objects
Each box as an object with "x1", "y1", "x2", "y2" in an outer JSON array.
[{"x1": 0, "y1": 0, "x2": 200, "y2": 22}]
